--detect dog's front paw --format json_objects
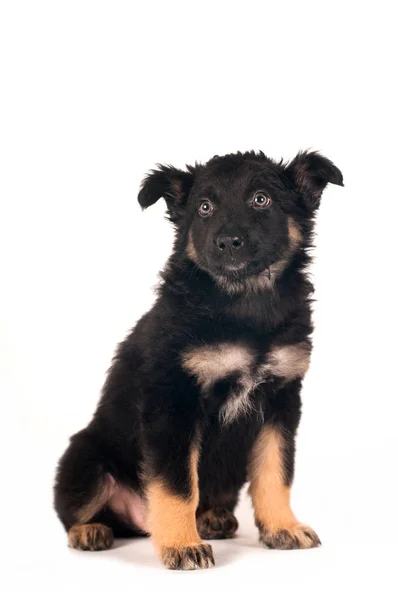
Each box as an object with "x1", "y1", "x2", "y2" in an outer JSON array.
[
  {"x1": 258, "y1": 521, "x2": 321, "y2": 550},
  {"x1": 161, "y1": 543, "x2": 215, "y2": 570}
]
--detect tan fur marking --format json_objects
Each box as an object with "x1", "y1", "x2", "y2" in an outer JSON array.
[
  {"x1": 265, "y1": 218, "x2": 303, "y2": 280},
  {"x1": 266, "y1": 341, "x2": 311, "y2": 381},
  {"x1": 287, "y1": 218, "x2": 302, "y2": 245},
  {"x1": 248, "y1": 427, "x2": 297, "y2": 531},
  {"x1": 147, "y1": 444, "x2": 201, "y2": 552},
  {"x1": 186, "y1": 230, "x2": 200, "y2": 263},
  {"x1": 182, "y1": 344, "x2": 253, "y2": 390},
  {"x1": 219, "y1": 369, "x2": 261, "y2": 423},
  {"x1": 182, "y1": 344, "x2": 256, "y2": 423}
]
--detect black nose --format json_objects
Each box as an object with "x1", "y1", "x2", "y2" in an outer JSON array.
[{"x1": 216, "y1": 234, "x2": 244, "y2": 252}]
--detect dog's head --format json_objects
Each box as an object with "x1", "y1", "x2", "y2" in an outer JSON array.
[{"x1": 138, "y1": 151, "x2": 343, "y2": 293}]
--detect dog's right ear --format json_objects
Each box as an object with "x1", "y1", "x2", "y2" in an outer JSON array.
[{"x1": 138, "y1": 164, "x2": 196, "y2": 221}]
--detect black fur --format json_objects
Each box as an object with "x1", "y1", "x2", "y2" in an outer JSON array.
[{"x1": 54, "y1": 150, "x2": 343, "y2": 565}]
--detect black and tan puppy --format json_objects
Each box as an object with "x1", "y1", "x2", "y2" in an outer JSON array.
[{"x1": 54, "y1": 150, "x2": 343, "y2": 570}]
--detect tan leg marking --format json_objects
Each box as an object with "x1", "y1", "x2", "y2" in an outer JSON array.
[
  {"x1": 147, "y1": 445, "x2": 214, "y2": 569},
  {"x1": 248, "y1": 426, "x2": 320, "y2": 550},
  {"x1": 68, "y1": 523, "x2": 113, "y2": 551}
]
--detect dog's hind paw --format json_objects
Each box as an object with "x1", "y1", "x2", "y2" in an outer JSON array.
[
  {"x1": 68, "y1": 523, "x2": 114, "y2": 551},
  {"x1": 197, "y1": 507, "x2": 238, "y2": 539}
]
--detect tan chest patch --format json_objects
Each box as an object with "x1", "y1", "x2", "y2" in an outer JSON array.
[
  {"x1": 264, "y1": 342, "x2": 311, "y2": 381},
  {"x1": 181, "y1": 341, "x2": 311, "y2": 425},
  {"x1": 182, "y1": 344, "x2": 253, "y2": 391},
  {"x1": 182, "y1": 344, "x2": 255, "y2": 423}
]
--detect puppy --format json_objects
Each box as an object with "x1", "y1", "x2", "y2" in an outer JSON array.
[{"x1": 54, "y1": 150, "x2": 343, "y2": 570}]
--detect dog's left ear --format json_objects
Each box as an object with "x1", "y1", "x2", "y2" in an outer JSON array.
[
  {"x1": 138, "y1": 164, "x2": 196, "y2": 221},
  {"x1": 284, "y1": 151, "x2": 343, "y2": 210}
]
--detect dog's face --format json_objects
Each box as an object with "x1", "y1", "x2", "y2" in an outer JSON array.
[
  {"x1": 185, "y1": 157, "x2": 296, "y2": 282},
  {"x1": 138, "y1": 151, "x2": 343, "y2": 291}
]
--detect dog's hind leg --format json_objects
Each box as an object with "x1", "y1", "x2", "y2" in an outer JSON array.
[
  {"x1": 196, "y1": 489, "x2": 239, "y2": 540},
  {"x1": 54, "y1": 429, "x2": 116, "y2": 551}
]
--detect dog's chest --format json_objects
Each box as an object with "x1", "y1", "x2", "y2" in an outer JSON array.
[{"x1": 181, "y1": 341, "x2": 311, "y2": 424}]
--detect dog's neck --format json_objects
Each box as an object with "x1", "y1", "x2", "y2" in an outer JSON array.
[{"x1": 217, "y1": 264, "x2": 311, "y2": 329}]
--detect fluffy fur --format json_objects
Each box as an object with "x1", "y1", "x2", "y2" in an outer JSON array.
[{"x1": 54, "y1": 150, "x2": 343, "y2": 570}]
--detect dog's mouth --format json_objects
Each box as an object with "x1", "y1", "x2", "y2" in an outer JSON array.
[
  {"x1": 205, "y1": 257, "x2": 272, "y2": 281},
  {"x1": 186, "y1": 235, "x2": 286, "y2": 283},
  {"x1": 224, "y1": 262, "x2": 247, "y2": 273}
]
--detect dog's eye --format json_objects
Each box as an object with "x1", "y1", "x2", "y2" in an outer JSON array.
[
  {"x1": 198, "y1": 200, "x2": 214, "y2": 217},
  {"x1": 252, "y1": 192, "x2": 271, "y2": 209}
]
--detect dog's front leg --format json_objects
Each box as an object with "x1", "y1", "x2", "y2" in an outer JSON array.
[
  {"x1": 143, "y1": 388, "x2": 214, "y2": 570},
  {"x1": 248, "y1": 382, "x2": 321, "y2": 550}
]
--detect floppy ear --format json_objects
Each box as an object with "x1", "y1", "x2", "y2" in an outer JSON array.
[
  {"x1": 284, "y1": 151, "x2": 343, "y2": 210},
  {"x1": 138, "y1": 164, "x2": 196, "y2": 222}
]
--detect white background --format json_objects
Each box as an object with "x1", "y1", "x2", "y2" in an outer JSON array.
[{"x1": 1, "y1": 1, "x2": 397, "y2": 598}]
